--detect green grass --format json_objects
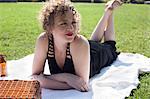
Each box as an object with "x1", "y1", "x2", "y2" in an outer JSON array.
[
  {"x1": 126, "y1": 73, "x2": 150, "y2": 99},
  {"x1": 0, "y1": 3, "x2": 42, "y2": 59},
  {"x1": 0, "y1": 2, "x2": 150, "y2": 98}
]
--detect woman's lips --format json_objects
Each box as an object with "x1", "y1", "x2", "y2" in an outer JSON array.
[{"x1": 66, "y1": 32, "x2": 73, "y2": 36}]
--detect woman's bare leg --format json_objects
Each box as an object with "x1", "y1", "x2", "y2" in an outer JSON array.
[
  {"x1": 104, "y1": 12, "x2": 115, "y2": 41},
  {"x1": 90, "y1": 0, "x2": 123, "y2": 42},
  {"x1": 90, "y1": 10, "x2": 112, "y2": 42}
]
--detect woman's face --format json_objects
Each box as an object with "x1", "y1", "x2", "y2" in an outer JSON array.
[{"x1": 51, "y1": 10, "x2": 77, "y2": 43}]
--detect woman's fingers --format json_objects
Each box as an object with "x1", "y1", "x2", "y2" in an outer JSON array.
[
  {"x1": 77, "y1": 77, "x2": 89, "y2": 92},
  {"x1": 81, "y1": 86, "x2": 86, "y2": 92},
  {"x1": 64, "y1": 74, "x2": 89, "y2": 92},
  {"x1": 73, "y1": 82, "x2": 88, "y2": 92},
  {"x1": 84, "y1": 83, "x2": 89, "y2": 92},
  {"x1": 82, "y1": 82, "x2": 89, "y2": 92},
  {"x1": 76, "y1": 80, "x2": 89, "y2": 92}
]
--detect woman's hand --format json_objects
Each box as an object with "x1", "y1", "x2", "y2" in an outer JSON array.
[
  {"x1": 31, "y1": 74, "x2": 45, "y2": 81},
  {"x1": 30, "y1": 74, "x2": 73, "y2": 89},
  {"x1": 64, "y1": 73, "x2": 89, "y2": 92},
  {"x1": 31, "y1": 73, "x2": 89, "y2": 92},
  {"x1": 45, "y1": 73, "x2": 89, "y2": 92}
]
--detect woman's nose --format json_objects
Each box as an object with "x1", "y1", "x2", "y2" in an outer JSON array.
[{"x1": 67, "y1": 24, "x2": 74, "y2": 31}]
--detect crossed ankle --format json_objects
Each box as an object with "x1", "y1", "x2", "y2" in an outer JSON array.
[{"x1": 105, "y1": 0, "x2": 123, "y2": 11}]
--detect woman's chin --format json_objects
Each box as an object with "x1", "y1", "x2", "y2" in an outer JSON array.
[{"x1": 66, "y1": 36, "x2": 75, "y2": 43}]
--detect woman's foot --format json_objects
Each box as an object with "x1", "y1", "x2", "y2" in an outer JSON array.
[{"x1": 105, "y1": 0, "x2": 124, "y2": 11}]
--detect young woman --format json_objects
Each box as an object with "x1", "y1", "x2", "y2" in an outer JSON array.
[{"x1": 32, "y1": 0, "x2": 123, "y2": 92}]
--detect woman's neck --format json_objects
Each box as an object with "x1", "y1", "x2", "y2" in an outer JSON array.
[{"x1": 53, "y1": 39, "x2": 68, "y2": 53}]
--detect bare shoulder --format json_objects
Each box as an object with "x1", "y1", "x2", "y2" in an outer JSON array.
[
  {"x1": 71, "y1": 35, "x2": 90, "y2": 55},
  {"x1": 35, "y1": 32, "x2": 49, "y2": 53},
  {"x1": 71, "y1": 35, "x2": 89, "y2": 48},
  {"x1": 37, "y1": 32, "x2": 48, "y2": 43}
]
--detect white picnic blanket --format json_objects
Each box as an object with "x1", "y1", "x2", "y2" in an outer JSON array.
[{"x1": 0, "y1": 53, "x2": 150, "y2": 99}]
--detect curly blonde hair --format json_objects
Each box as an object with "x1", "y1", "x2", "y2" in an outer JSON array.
[{"x1": 39, "y1": 0, "x2": 81, "y2": 33}]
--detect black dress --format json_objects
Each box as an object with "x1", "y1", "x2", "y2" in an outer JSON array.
[{"x1": 47, "y1": 35, "x2": 119, "y2": 78}]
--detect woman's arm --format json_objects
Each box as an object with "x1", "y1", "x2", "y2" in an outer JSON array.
[
  {"x1": 32, "y1": 74, "x2": 72, "y2": 90},
  {"x1": 32, "y1": 33, "x2": 48, "y2": 75},
  {"x1": 46, "y1": 73, "x2": 89, "y2": 91},
  {"x1": 32, "y1": 73, "x2": 88, "y2": 91},
  {"x1": 71, "y1": 35, "x2": 90, "y2": 91}
]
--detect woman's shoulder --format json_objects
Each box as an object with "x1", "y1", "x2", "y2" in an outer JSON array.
[
  {"x1": 37, "y1": 32, "x2": 48, "y2": 41},
  {"x1": 36, "y1": 32, "x2": 49, "y2": 45},
  {"x1": 73, "y1": 35, "x2": 89, "y2": 46},
  {"x1": 35, "y1": 32, "x2": 48, "y2": 50},
  {"x1": 71, "y1": 35, "x2": 90, "y2": 52},
  {"x1": 70, "y1": 35, "x2": 90, "y2": 68}
]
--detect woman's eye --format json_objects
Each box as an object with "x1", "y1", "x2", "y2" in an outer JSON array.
[
  {"x1": 60, "y1": 23, "x2": 67, "y2": 25},
  {"x1": 72, "y1": 21, "x2": 76, "y2": 24}
]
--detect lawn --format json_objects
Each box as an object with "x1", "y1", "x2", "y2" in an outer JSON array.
[{"x1": 0, "y1": 2, "x2": 150, "y2": 98}]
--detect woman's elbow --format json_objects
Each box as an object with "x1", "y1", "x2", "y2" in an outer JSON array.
[{"x1": 31, "y1": 74, "x2": 46, "y2": 87}]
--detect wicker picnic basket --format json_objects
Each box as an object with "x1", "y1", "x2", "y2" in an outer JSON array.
[{"x1": 0, "y1": 80, "x2": 41, "y2": 99}]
